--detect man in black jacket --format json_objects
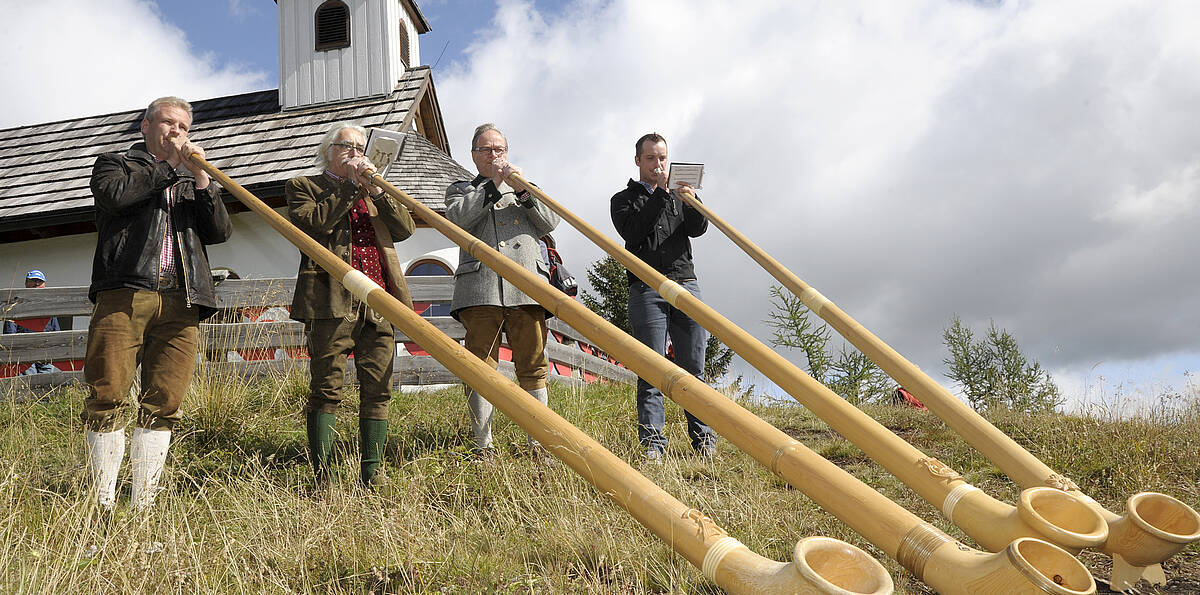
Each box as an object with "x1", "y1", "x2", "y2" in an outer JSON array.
[
  {"x1": 610, "y1": 133, "x2": 716, "y2": 462},
  {"x1": 81, "y1": 96, "x2": 232, "y2": 511}
]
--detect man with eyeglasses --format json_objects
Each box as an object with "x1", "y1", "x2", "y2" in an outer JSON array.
[
  {"x1": 82, "y1": 96, "x2": 233, "y2": 512},
  {"x1": 286, "y1": 123, "x2": 415, "y2": 489},
  {"x1": 445, "y1": 123, "x2": 559, "y2": 459}
]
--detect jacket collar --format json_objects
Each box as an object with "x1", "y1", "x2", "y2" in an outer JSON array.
[
  {"x1": 126, "y1": 142, "x2": 156, "y2": 165},
  {"x1": 126, "y1": 142, "x2": 196, "y2": 182},
  {"x1": 627, "y1": 178, "x2": 662, "y2": 197}
]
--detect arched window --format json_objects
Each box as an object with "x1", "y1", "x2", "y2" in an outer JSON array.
[
  {"x1": 315, "y1": 0, "x2": 351, "y2": 52},
  {"x1": 406, "y1": 259, "x2": 451, "y2": 276},
  {"x1": 406, "y1": 259, "x2": 452, "y2": 317}
]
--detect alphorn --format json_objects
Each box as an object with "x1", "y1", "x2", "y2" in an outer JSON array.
[
  {"x1": 675, "y1": 189, "x2": 1200, "y2": 591},
  {"x1": 189, "y1": 155, "x2": 893, "y2": 595},
  {"x1": 506, "y1": 174, "x2": 1108, "y2": 555},
  {"x1": 354, "y1": 169, "x2": 1096, "y2": 595}
]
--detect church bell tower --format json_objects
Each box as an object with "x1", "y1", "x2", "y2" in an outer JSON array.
[{"x1": 277, "y1": 0, "x2": 430, "y2": 110}]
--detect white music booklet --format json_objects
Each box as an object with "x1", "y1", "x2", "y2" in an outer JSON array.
[
  {"x1": 365, "y1": 128, "x2": 407, "y2": 177},
  {"x1": 667, "y1": 162, "x2": 704, "y2": 190}
]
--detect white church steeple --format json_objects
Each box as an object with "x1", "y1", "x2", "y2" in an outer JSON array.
[{"x1": 277, "y1": 0, "x2": 430, "y2": 110}]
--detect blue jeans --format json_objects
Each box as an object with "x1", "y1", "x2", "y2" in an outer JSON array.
[
  {"x1": 628, "y1": 279, "x2": 715, "y2": 453},
  {"x1": 21, "y1": 362, "x2": 58, "y2": 375}
]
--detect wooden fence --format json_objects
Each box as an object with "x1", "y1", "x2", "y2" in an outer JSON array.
[{"x1": 0, "y1": 277, "x2": 634, "y2": 392}]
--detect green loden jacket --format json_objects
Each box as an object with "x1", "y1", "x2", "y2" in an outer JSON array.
[{"x1": 285, "y1": 174, "x2": 415, "y2": 320}]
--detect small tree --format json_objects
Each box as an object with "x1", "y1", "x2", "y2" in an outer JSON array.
[
  {"x1": 579, "y1": 255, "x2": 631, "y2": 335},
  {"x1": 943, "y1": 316, "x2": 1063, "y2": 414},
  {"x1": 579, "y1": 255, "x2": 735, "y2": 384},
  {"x1": 764, "y1": 285, "x2": 832, "y2": 382},
  {"x1": 704, "y1": 334, "x2": 735, "y2": 383},
  {"x1": 765, "y1": 285, "x2": 891, "y2": 404},
  {"x1": 828, "y1": 347, "x2": 892, "y2": 405}
]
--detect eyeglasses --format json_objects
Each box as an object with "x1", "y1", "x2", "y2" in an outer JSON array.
[
  {"x1": 332, "y1": 142, "x2": 366, "y2": 153},
  {"x1": 472, "y1": 146, "x2": 508, "y2": 155}
]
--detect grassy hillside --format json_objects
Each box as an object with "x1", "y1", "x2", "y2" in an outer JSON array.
[{"x1": 1, "y1": 370, "x2": 1197, "y2": 593}]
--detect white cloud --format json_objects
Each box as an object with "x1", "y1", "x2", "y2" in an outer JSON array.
[
  {"x1": 226, "y1": 0, "x2": 260, "y2": 22},
  {"x1": 436, "y1": 0, "x2": 1200, "y2": 396},
  {"x1": 0, "y1": 0, "x2": 267, "y2": 128}
]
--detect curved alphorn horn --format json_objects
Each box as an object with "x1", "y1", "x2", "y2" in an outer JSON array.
[
  {"x1": 674, "y1": 189, "x2": 1200, "y2": 590},
  {"x1": 355, "y1": 169, "x2": 1095, "y2": 595},
  {"x1": 502, "y1": 175, "x2": 1107, "y2": 554},
  {"x1": 189, "y1": 156, "x2": 892, "y2": 595}
]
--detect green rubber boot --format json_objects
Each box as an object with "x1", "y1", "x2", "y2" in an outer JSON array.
[
  {"x1": 359, "y1": 418, "x2": 388, "y2": 489},
  {"x1": 306, "y1": 410, "x2": 336, "y2": 485}
]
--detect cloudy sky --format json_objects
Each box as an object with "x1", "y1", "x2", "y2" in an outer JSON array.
[{"x1": 4, "y1": 0, "x2": 1198, "y2": 411}]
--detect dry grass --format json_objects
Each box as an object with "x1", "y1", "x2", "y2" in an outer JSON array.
[{"x1": 1, "y1": 370, "x2": 1197, "y2": 594}]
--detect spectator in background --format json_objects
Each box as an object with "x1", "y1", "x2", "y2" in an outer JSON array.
[{"x1": 3, "y1": 270, "x2": 61, "y2": 375}]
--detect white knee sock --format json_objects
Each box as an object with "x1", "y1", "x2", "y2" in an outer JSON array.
[
  {"x1": 84, "y1": 429, "x2": 125, "y2": 511},
  {"x1": 526, "y1": 387, "x2": 549, "y2": 449},
  {"x1": 468, "y1": 391, "x2": 493, "y2": 450},
  {"x1": 130, "y1": 427, "x2": 171, "y2": 512}
]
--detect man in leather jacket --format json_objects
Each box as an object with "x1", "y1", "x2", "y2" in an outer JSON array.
[{"x1": 81, "y1": 96, "x2": 232, "y2": 512}]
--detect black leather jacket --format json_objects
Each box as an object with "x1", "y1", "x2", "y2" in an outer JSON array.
[
  {"x1": 610, "y1": 179, "x2": 708, "y2": 285},
  {"x1": 88, "y1": 142, "x2": 232, "y2": 319}
]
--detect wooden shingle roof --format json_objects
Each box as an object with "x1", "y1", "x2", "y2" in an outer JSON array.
[
  {"x1": 0, "y1": 66, "x2": 463, "y2": 239},
  {"x1": 391, "y1": 132, "x2": 472, "y2": 208}
]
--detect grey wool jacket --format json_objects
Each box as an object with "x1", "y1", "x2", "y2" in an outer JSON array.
[{"x1": 445, "y1": 175, "x2": 560, "y2": 319}]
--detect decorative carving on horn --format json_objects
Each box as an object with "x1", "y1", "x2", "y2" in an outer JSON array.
[
  {"x1": 917, "y1": 457, "x2": 963, "y2": 481},
  {"x1": 684, "y1": 508, "x2": 728, "y2": 538},
  {"x1": 1044, "y1": 473, "x2": 1080, "y2": 492}
]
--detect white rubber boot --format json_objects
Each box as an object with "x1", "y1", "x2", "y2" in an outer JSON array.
[
  {"x1": 130, "y1": 427, "x2": 171, "y2": 512},
  {"x1": 84, "y1": 429, "x2": 125, "y2": 511},
  {"x1": 526, "y1": 387, "x2": 549, "y2": 449}
]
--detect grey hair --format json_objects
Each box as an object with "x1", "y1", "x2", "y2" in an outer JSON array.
[
  {"x1": 143, "y1": 96, "x2": 193, "y2": 122},
  {"x1": 313, "y1": 122, "x2": 370, "y2": 170},
  {"x1": 470, "y1": 123, "x2": 506, "y2": 151}
]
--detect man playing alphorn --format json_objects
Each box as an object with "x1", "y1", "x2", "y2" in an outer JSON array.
[
  {"x1": 445, "y1": 123, "x2": 559, "y2": 458},
  {"x1": 286, "y1": 123, "x2": 415, "y2": 489},
  {"x1": 610, "y1": 132, "x2": 716, "y2": 462},
  {"x1": 82, "y1": 96, "x2": 233, "y2": 511}
]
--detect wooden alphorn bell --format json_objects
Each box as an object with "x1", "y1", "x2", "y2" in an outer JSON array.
[
  {"x1": 349, "y1": 166, "x2": 1096, "y2": 594},
  {"x1": 674, "y1": 188, "x2": 1200, "y2": 591},
  {"x1": 505, "y1": 173, "x2": 1109, "y2": 555},
  {"x1": 188, "y1": 154, "x2": 894, "y2": 595}
]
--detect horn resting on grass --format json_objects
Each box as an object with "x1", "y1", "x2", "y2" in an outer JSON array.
[
  {"x1": 672, "y1": 187, "x2": 1200, "y2": 591},
  {"x1": 362, "y1": 169, "x2": 1096, "y2": 595}
]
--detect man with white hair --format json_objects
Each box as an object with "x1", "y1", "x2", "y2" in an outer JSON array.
[
  {"x1": 286, "y1": 122, "x2": 415, "y2": 489},
  {"x1": 82, "y1": 96, "x2": 233, "y2": 511}
]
